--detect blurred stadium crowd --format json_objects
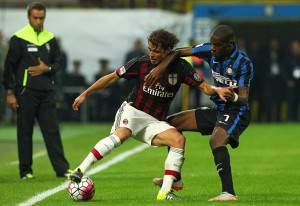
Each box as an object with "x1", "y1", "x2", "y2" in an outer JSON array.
[
  {"x1": 0, "y1": 0, "x2": 300, "y2": 123},
  {"x1": 0, "y1": 0, "x2": 189, "y2": 13}
]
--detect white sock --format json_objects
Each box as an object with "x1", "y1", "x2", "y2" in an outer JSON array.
[
  {"x1": 94, "y1": 134, "x2": 121, "y2": 156},
  {"x1": 159, "y1": 147, "x2": 184, "y2": 193},
  {"x1": 78, "y1": 134, "x2": 121, "y2": 173},
  {"x1": 78, "y1": 153, "x2": 97, "y2": 173},
  {"x1": 160, "y1": 175, "x2": 176, "y2": 193}
]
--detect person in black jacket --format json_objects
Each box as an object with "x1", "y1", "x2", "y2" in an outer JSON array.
[{"x1": 3, "y1": 2, "x2": 70, "y2": 179}]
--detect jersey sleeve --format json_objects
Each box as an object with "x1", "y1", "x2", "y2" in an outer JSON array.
[
  {"x1": 237, "y1": 61, "x2": 254, "y2": 87},
  {"x1": 115, "y1": 57, "x2": 140, "y2": 79},
  {"x1": 192, "y1": 43, "x2": 212, "y2": 62},
  {"x1": 180, "y1": 59, "x2": 204, "y2": 87}
]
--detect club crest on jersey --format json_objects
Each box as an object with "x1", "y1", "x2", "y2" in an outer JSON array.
[
  {"x1": 226, "y1": 66, "x2": 233, "y2": 75},
  {"x1": 168, "y1": 73, "x2": 177, "y2": 85},
  {"x1": 123, "y1": 118, "x2": 128, "y2": 125}
]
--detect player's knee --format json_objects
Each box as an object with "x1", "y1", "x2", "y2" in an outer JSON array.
[
  {"x1": 209, "y1": 135, "x2": 227, "y2": 149},
  {"x1": 114, "y1": 127, "x2": 132, "y2": 143},
  {"x1": 172, "y1": 134, "x2": 185, "y2": 148}
]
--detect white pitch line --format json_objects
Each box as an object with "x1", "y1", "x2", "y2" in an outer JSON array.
[
  {"x1": 9, "y1": 150, "x2": 47, "y2": 165},
  {"x1": 17, "y1": 144, "x2": 149, "y2": 206}
]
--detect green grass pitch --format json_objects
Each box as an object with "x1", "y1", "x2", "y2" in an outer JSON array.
[{"x1": 0, "y1": 123, "x2": 299, "y2": 206}]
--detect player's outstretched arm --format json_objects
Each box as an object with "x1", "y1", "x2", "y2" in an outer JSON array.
[
  {"x1": 199, "y1": 81, "x2": 233, "y2": 102},
  {"x1": 72, "y1": 71, "x2": 119, "y2": 111},
  {"x1": 175, "y1": 47, "x2": 193, "y2": 57},
  {"x1": 144, "y1": 47, "x2": 193, "y2": 87}
]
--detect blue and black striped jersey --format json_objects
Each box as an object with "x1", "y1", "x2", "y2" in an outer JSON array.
[{"x1": 192, "y1": 44, "x2": 254, "y2": 112}]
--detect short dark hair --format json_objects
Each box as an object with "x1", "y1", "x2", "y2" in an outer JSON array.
[
  {"x1": 27, "y1": 2, "x2": 46, "y2": 16},
  {"x1": 73, "y1": 60, "x2": 81, "y2": 65},
  {"x1": 99, "y1": 58, "x2": 109, "y2": 65},
  {"x1": 211, "y1": 25, "x2": 235, "y2": 43},
  {"x1": 148, "y1": 29, "x2": 179, "y2": 50}
]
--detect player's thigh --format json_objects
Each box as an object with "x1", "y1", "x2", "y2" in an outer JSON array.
[
  {"x1": 167, "y1": 109, "x2": 197, "y2": 131},
  {"x1": 152, "y1": 128, "x2": 185, "y2": 148},
  {"x1": 135, "y1": 121, "x2": 174, "y2": 146},
  {"x1": 111, "y1": 101, "x2": 159, "y2": 137},
  {"x1": 194, "y1": 107, "x2": 216, "y2": 135}
]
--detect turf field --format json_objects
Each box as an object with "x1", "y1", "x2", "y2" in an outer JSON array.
[{"x1": 0, "y1": 123, "x2": 299, "y2": 206}]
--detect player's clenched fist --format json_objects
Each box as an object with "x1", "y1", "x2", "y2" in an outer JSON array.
[
  {"x1": 72, "y1": 94, "x2": 86, "y2": 111},
  {"x1": 215, "y1": 87, "x2": 233, "y2": 102}
]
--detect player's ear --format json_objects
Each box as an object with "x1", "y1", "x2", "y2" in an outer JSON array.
[
  {"x1": 165, "y1": 48, "x2": 172, "y2": 55},
  {"x1": 227, "y1": 41, "x2": 235, "y2": 51}
]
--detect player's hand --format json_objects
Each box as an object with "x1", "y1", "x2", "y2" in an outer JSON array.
[
  {"x1": 28, "y1": 58, "x2": 49, "y2": 76},
  {"x1": 225, "y1": 85, "x2": 239, "y2": 101},
  {"x1": 6, "y1": 94, "x2": 19, "y2": 111},
  {"x1": 72, "y1": 94, "x2": 86, "y2": 111},
  {"x1": 215, "y1": 87, "x2": 234, "y2": 102},
  {"x1": 144, "y1": 67, "x2": 162, "y2": 87}
]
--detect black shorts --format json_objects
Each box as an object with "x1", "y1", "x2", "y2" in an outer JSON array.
[{"x1": 195, "y1": 107, "x2": 250, "y2": 148}]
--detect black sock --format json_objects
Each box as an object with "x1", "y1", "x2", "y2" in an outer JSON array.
[{"x1": 212, "y1": 146, "x2": 235, "y2": 195}]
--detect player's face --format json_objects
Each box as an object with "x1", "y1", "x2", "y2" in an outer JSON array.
[
  {"x1": 210, "y1": 35, "x2": 231, "y2": 60},
  {"x1": 147, "y1": 41, "x2": 170, "y2": 65},
  {"x1": 28, "y1": 9, "x2": 45, "y2": 32}
]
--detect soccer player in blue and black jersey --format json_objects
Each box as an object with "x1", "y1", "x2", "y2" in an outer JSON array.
[{"x1": 147, "y1": 25, "x2": 254, "y2": 201}]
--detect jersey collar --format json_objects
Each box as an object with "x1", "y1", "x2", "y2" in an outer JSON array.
[
  {"x1": 222, "y1": 46, "x2": 239, "y2": 64},
  {"x1": 14, "y1": 24, "x2": 54, "y2": 46}
]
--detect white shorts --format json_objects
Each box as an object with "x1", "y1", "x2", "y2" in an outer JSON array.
[{"x1": 110, "y1": 101, "x2": 174, "y2": 146}]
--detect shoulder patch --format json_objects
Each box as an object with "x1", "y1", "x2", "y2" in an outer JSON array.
[
  {"x1": 118, "y1": 66, "x2": 126, "y2": 75},
  {"x1": 193, "y1": 73, "x2": 201, "y2": 81}
]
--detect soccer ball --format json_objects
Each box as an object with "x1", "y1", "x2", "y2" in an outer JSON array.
[{"x1": 67, "y1": 176, "x2": 95, "y2": 201}]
